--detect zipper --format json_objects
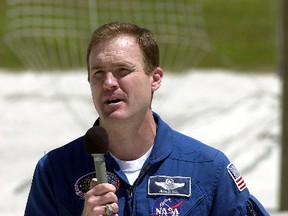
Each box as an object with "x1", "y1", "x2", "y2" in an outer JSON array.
[
  {"x1": 127, "y1": 164, "x2": 151, "y2": 197},
  {"x1": 138, "y1": 163, "x2": 151, "y2": 179},
  {"x1": 247, "y1": 201, "x2": 256, "y2": 216},
  {"x1": 127, "y1": 185, "x2": 134, "y2": 214},
  {"x1": 127, "y1": 163, "x2": 152, "y2": 213}
]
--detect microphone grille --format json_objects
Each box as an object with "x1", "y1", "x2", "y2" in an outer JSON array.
[{"x1": 85, "y1": 126, "x2": 109, "y2": 154}]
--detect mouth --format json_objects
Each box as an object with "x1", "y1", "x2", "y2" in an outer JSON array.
[{"x1": 106, "y1": 98, "x2": 123, "y2": 105}]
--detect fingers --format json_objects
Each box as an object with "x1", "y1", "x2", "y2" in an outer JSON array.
[
  {"x1": 103, "y1": 203, "x2": 119, "y2": 215},
  {"x1": 86, "y1": 190, "x2": 118, "y2": 207},
  {"x1": 82, "y1": 178, "x2": 118, "y2": 216},
  {"x1": 89, "y1": 178, "x2": 98, "y2": 189},
  {"x1": 88, "y1": 202, "x2": 118, "y2": 215},
  {"x1": 89, "y1": 178, "x2": 117, "y2": 196},
  {"x1": 83, "y1": 203, "x2": 119, "y2": 216}
]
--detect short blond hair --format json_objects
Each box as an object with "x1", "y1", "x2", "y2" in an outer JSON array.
[{"x1": 86, "y1": 22, "x2": 160, "y2": 81}]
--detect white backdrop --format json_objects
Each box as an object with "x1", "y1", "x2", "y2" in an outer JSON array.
[{"x1": 0, "y1": 69, "x2": 284, "y2": 215}]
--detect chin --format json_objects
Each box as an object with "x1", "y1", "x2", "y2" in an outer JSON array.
[{"x1": 102, "y1": 110, "x2": 129, "y2": 121}]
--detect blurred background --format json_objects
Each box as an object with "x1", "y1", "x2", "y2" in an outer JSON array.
[
  {"x1": 0, "y1": 0, "x2": 277, "y2": 72},
  {"x1": 0, "y1": 0, "x2": 286, "y2": 215}
]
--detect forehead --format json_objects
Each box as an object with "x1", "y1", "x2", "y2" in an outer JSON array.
[
  {"x1": 89, "y1": 35, "x2": 143, "y2": 66},
  {"x1": 91, "y1": 35, "x2": 139, "y2": 55}
]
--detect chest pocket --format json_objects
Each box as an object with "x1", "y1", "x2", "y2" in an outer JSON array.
[{"x1": 181, "y1": 182, "x2": 209, "y2": 216}]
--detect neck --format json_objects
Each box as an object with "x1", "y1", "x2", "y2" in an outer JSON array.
[{"x1": 101, "y1": 111, "x2": 157, "y2": 161}]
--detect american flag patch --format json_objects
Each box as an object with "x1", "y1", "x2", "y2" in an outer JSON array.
[{"x1": 227, "y1": 163, "x2": 247, "y2": 191}]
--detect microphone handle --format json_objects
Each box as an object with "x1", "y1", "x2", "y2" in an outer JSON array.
[{"x1": 92, "y1": 154, "x2": 108, "y2": 183}]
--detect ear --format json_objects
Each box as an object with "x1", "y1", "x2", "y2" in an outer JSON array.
[{"x1": 151, "y1": 67, "x2": 163, "y2": 92}]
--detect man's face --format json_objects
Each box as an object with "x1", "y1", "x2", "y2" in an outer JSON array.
[{"x1": 88, "y1": 35, "x2": 160, "y2": 122}]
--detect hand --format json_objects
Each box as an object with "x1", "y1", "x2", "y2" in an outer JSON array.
[{"x1": 81, "y1": 178, "x2": 119, "y2": 216}]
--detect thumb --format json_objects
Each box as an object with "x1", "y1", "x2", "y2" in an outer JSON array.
[{"x1": 89, "y1": 178, "x2": 98, "y2": 189}]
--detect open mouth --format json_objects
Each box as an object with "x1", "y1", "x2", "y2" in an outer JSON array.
[{"x1": 107, "y1": 99, "x2": 122, "y2": 104}]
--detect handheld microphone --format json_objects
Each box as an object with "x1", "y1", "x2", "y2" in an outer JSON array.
[{"x1": 85, "y1": 126, "x2": 109, "y2": 183}]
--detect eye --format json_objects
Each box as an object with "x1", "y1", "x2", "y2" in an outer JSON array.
[
  {"x1": 117, "y1": 68, "x2": 132, "y2": 77},
  {"x1": 92, "y1": 70, "x2": 105, "y2": 79}
]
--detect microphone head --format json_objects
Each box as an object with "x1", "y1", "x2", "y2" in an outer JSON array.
[{"x1": 85, "y1": 126, "x2": 109, "y2": 154}]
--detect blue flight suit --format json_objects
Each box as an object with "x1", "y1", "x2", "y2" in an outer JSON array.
[{"x1": 25, "y1": 112, "x2": 269, "y2": 215}]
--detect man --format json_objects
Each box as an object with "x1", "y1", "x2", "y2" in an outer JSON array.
[{"x1": 25, "y1": 22, "x2": 269, "y2": 215}]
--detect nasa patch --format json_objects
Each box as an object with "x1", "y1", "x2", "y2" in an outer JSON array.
[
  {"x1": 151, "y1": 197, "x2": 183, "y2": 216},
  {"x1": 74, "y1": 171, "x2": 120, "y2": 199}
]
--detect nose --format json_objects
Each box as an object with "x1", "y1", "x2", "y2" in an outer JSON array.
[{"x1": 103, "y1": 72, "x2": 119, "y2": 90}]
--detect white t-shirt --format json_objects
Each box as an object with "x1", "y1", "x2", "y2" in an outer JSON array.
[{"x1": 110, "y1": 145, "x2": 153, "y2": 185}]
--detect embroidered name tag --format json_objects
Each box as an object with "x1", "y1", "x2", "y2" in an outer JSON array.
[{"x1": 148, "y1": 175, "x2": 191, "y2": 197}]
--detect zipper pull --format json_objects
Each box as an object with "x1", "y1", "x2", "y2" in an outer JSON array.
[{"x1": 128, "y1": 185, "x2": 133, "y2": 197}]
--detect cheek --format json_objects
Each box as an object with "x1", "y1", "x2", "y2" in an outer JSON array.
[
  {"x1": 90, "y1": 86, "x2": 101, "y2": 105},
  {"x1": 131, "y1": 81, "x2": 152, "y2": 102},
  {"x1": 89, "y1": 77, "x2": 100, "y2": 87},
  {"x1": 90, "y1": 79, "x2": 102, "y2": 93},
  {"x1": 120, "y1": 75, "x2": 152, "y2": 102}
]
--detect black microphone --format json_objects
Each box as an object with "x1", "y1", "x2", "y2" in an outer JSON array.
[{"x1": 85, "y1": 126, "x2": 109, "y2": 183}]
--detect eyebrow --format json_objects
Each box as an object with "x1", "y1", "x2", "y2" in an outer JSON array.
[{"x1": 90, "y1": 61, "x2": 135, "y2": 71}]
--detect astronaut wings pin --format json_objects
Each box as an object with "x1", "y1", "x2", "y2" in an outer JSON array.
[{"x1": 148, "y1": 176, "x2": 191, "y2": 197}]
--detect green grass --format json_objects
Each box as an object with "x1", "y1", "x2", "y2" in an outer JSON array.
[
  {"x1": 0, "y1": 1, "x2": 23, "y2": 70},
  {"x1": 0, "y1": 0, "x2": 278, "y2": 72},
  {"x1": 199, "y1": 0, "x2": 278, "y2": 71}
]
